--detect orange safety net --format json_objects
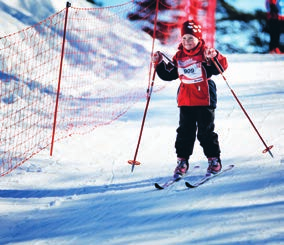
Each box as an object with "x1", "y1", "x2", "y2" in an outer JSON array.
[
  {"x1": 0, "y1": 2, "x2": 149, "y2": 176},
  {"x1": 0, "y1": 0, "x2": 216, "y2": 176}
]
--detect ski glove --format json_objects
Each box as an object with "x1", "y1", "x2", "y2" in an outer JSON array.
[
  {"x1": 152, "y1": 51, "x2": 163, "y2": 65},
  {"x1": 204, "y1": 47, "x2": 217, "y2": 59}
]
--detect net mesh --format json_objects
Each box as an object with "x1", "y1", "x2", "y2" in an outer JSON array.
[{"x1": 0, "y1": 0, "x2": 216, "y2": 176}]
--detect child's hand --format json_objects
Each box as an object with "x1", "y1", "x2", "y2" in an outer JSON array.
[
  {"x1": 152, "y1": 51, "x2": 163, "y2": 65},
  {"x1": 204, "y1": 48, "x2": 217, "y2": 59}
]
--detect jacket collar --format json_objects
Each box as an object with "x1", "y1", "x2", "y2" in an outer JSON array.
[{"x1": 178, "y1": 39, "x2": 205, "y2": 57}]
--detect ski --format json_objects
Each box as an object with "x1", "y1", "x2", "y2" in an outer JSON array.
[
  {"x1": 154, "y1": 177, "x2": 182, "y2": 189},
  {"x1": 185, "y1": 164, "x2": 234, "y2": 188},
  {"x1": 154, "y1": 165, "x2": 200, "y2": 190}
]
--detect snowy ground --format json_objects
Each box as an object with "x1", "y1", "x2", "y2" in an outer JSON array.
[{"x1": 0, "y1": 53, "x2": 283, "y2": 245}]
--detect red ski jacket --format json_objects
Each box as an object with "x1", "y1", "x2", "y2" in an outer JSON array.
[
  {"x1": 266, "y1": 0, "x2": 284, "y2": 20},
  {"x1": 156, "y1": 40, "x2": 228, "y2": 108}
]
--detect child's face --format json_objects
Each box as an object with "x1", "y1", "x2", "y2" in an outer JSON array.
[{"x1": 182, "y1": 34, "x2": 199, "y2": 50}]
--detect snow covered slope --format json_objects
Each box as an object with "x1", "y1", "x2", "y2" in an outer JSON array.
[{"x1": 0, "y1": 53, "x2": 283, "y2": 245}]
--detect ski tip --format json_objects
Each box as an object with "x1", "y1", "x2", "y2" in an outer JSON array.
[
  {"x1": 185, "y1": 182, "x2": 197, "y2": 188},
  {"x1": 154, "y1": 183, "x2": 164, "y2": 190}
]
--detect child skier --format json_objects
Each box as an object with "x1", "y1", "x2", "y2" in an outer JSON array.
[{"x1": 152, "y1": 20, "x2": 228, "y2": 178}]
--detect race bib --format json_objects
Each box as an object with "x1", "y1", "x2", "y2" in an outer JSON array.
[{"x1": 178, "y1": 60, "x2": 203, "y2": 84}]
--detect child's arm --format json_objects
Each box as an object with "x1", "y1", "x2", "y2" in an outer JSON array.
[
  {"x1": 204, "y1": 49, "x2": 228, "y2": 76},
  {"x1": 152, "y1": 51, "x2": 179, "y2": 81},
  {"x1": 155, "y1": 61, "x2": 179, "y2": 81}
]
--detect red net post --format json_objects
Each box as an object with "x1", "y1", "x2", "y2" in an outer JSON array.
[{"x1": 50, "y1": 2, "x2": 71, "y2": 156}]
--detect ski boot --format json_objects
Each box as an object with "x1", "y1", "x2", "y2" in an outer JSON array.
[
  {"x1": 207, "y1": 157, "x2": 222, "y2": 174},
  {"x1": 173, "y1": 158, "x2": 189, "y2": 179}
]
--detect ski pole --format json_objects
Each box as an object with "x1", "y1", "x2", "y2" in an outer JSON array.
[
  {"x1": 211, "y1": 58, "x2": 274, "y2": 158},
  {"x1": 160, "y1": 52, "x2": 175, "y2": 66},
  {"x1": 128, "y1": 67, "x2": 157, "y2": 172}
]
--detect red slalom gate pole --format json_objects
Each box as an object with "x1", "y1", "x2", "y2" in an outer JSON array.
[
  {"x1": 128, "y1": 68, "x2": 157, "y2": 172},
  {"x1": 128, "y1": 0, "x2": 160, "y2": 172},
  {"x1": 211, "y1": 58, "x2": 274, "y2": 158}
]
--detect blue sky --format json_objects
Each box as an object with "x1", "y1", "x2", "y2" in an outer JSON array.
[
  {"x1": 230, "y1": 0, "x2": 266, "y2": 12},
  {"x1": 100, "y1": 0, "x2": 131, "y2": 7}
]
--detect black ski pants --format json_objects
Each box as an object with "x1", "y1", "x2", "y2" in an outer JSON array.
[
  {"x1": 268, "y1": 18, "x2": 280, "y2": 51},
  {"x1": 175, "y1": 106, "x2": 221, "y2": 160}
]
